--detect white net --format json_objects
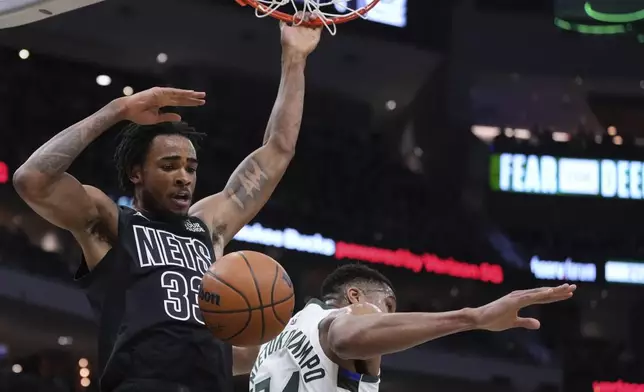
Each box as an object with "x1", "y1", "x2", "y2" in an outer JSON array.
[{"x1": 251, "y1": 0, "x2": 375, "y2": 35}]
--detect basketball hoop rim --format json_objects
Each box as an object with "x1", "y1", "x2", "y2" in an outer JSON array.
[{"x1": 235, "y1": 0, "x2": 381, "y2": 26}]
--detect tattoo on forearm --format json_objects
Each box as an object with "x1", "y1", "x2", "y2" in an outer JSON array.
[
  {"x1": 29, "y1": 130, "x2": 86, "y2": 175},
  {"x1": 225, "y1": 158, "x2": 269, "y2": 210},
  {"x1": 24, "y1": 105, "x2": 121, "y2": 177}
]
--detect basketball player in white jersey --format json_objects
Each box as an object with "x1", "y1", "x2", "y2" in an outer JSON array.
[{"x1": 249, "y1": 264, "x2": 576, "y2": 392}]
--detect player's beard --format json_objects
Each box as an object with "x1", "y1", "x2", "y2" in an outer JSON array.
[{"x1": 140, "y1": 187, "x2": 189, "y2": 222}]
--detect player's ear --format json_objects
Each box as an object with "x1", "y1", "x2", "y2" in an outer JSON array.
[
  {"x1": 346, "y1": 287, "x2": 361, "y2": 305},
  {"x1": 129, "y1": 165, "x2": 143, "y2": 186}
]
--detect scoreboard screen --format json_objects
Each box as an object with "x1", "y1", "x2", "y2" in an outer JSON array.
[{"x1": 489, "y1": 153, "x2": 644, "y2": 200}]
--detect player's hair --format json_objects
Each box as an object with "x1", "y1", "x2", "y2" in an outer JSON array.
[
  {"x1": 320, "y1": 263, "x2": 394, "y2": 302},
  {"x1": 114, "y1": 121, "x2": 205, "y2": 194}
]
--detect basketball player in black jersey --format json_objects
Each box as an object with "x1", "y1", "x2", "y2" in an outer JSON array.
[{"x1": 13, "y1": 20, "x2": 322, "y2": 392}]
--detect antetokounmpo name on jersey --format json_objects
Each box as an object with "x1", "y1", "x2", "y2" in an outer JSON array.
[
  {"x1": 250, "y1": 328, "x2": 326, "y2": 384},
  {"x1": 133, "y1": 225, "x2": 212, "y2": 274}
]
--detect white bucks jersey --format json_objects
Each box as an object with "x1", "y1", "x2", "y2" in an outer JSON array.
[{"x1": 249, "y1": 299, "x2": 380, "y2": 392}]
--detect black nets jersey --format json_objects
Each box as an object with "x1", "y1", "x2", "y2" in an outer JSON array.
[{"x1": 75, "y1": 207, "x2": 232, "y2": 392}]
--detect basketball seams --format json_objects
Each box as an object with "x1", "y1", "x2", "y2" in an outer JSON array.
[
  {"x1": 237, "y1": 251, "x2": 266, "y2": 344},
  {"x1": 270, "y1": 264, "x2": 288, "y2": 326},
  {"x1": 200, "y1": 292, "x2": 294, "y2": 314},
  {"x1": 201, "y1": 251, "x2": 295, "y2": 345},
  {"x1": 203, "y1": 270, "x2": 253, "y2": 342}
]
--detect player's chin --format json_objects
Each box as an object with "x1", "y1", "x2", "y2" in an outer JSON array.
[{"x1": 167, "y1": 197, "x2": 191, "y2": 215}]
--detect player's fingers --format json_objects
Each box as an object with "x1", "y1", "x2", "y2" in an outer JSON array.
[
  {"x1": 167, "y1": 92, "x2": 206, "y2": 106},
  {"x1": 153, "y1": 90, "x2": 205, "y2": 108},
  {"x1": 307, "y1": 14, "x2": 322, "y2": 28},
  {"x1": 521, "y1": 284, "x2": 576, "y2": 305},
  {"x1": 529, "y1": 284, "x2": 572, "y2": 298},
  {"x1": 551, "y1": 283, "x2": 575, "y2": 291},
  {"x1": 162, "y1": 89, "x2": 205, "y2": 103},
  {"x1": 173, "y1": 98, "x2": 206, "y2": 107},
  {"x1": 156, "y1": 87, "x2": 205, "y2": 98},
  {"x1": 292, "y1": 10, "x2": 305, "y2": 24},
  {"x1": 157, "y1": 112, "x2": 182, "y2": 123},
  {"x1": 171, "y1": 90, "x2": 206, "y2": 100},
  {"x1": 534, "y1": 290, "x2": 575, "y2": 304},
  {"x1": 514, "y1": 317, "x2": 541, "y2": 330},
  {"x1": 537, "y1": 284, "x2": 576, "y2": 299},
  {"x1": 525, "y1": 286, "x2": 558, "y2": 295},
  {"x1": 514, "y1": 287, "x2": 551, "y2": 302},
  {"x1": 510, "y1": 287, "x2": 547, "y2": 300}
]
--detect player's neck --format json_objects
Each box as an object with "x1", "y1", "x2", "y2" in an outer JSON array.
[
  {"x1": 133, "y1": 200, "x2": 186, "y2": 224},
  {"x1": 132, "y1": 198, "x2": 155, "y2": 218},
  {"x1": 324, "y1": 300, "x2": 344, "y2": 309},
  {"x1": 133, "y1": 190, "x2": 163, "y2": 219}
]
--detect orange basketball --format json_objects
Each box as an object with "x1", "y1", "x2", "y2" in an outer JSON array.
[{"x1": 199, "y1": 251, "x2": 295, "y2": 346}]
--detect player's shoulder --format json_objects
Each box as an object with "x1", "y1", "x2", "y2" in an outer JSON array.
[
  {"x1": 303, "y1": 300, "x2": 381, "y2": 317},
  {"x1": 341, "y1": 303, "x2": 382, "y2": 316},
  {"x1": 302, "y1": 298, "x2": 346, "y2": 318},
  {"x1": 303, "y1": 298, "x2": 334, "y2": 310},
  {"x1": 318, "y1": 303, "x2": 381, "y2": 332},
  {"x1": 288, "y1": 299, "x2": 337, "y2": 327}
]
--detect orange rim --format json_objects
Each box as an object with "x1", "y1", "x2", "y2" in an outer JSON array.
[{"x1": 235, "y1": 0, "x2": 381, "y2": 26}]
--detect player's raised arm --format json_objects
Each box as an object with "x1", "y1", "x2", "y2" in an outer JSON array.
[
  {"x1": 13, "y1": 101, "x2": 123, "y2": 234},
  {"x1": 13, "y1": 87, "x2": 205, "y2": 266},
  {"x1": 320, "y1": 284, "x2": 576, "y2": 360},
  {"x1": 189, "y1": 17, "x2": 322, "y2": 252}
]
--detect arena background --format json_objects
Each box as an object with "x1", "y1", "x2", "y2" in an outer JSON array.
[{"x1": 1, "y1": 0, "x2": 644, "y2": 391}]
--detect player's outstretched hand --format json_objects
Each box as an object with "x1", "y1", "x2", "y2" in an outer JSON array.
[
  {"x1": 280, "y1": 12, "x2": 322, "y2": 58},
  {"x1": 118, "y1": 87, "x2": 206, "y2": 125},
  {"x1": 473, "y1": 284, "x2": 576, "y2": 332}
]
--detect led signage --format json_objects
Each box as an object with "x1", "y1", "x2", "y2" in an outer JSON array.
[
  {"x1": 234, "y1": 223, "x2": 504, "y2": 283},
  {"x1": 605, "y1": 260, "x2": 644, "y2": 285},
  {"x1": 490, "y1": 153, "x2": 644, "y2": 199},
  {"x1": 530, "y1": 255, "x2": 597, "y2": 282},
  {"x1": 593, "y1": 380, "x2": 644, "y2": 392},
  {"x1": 0, "y1": 161, "x2": 8, "y2": 184}
]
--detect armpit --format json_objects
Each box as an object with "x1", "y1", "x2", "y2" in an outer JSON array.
[
  {"x1": 88, "y1": 218, "x2": 114, "y2": 245},
  {"x1": 211, "y1": 227, "x2": 227, "y2": 260}
]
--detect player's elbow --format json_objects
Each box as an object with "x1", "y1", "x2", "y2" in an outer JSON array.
[
  {"x1": 13, "y1": 167, "x2": 48, "y2": 198},
  {"x1": 265, "y1": 133, "x2": 297, "y2": 157}
]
